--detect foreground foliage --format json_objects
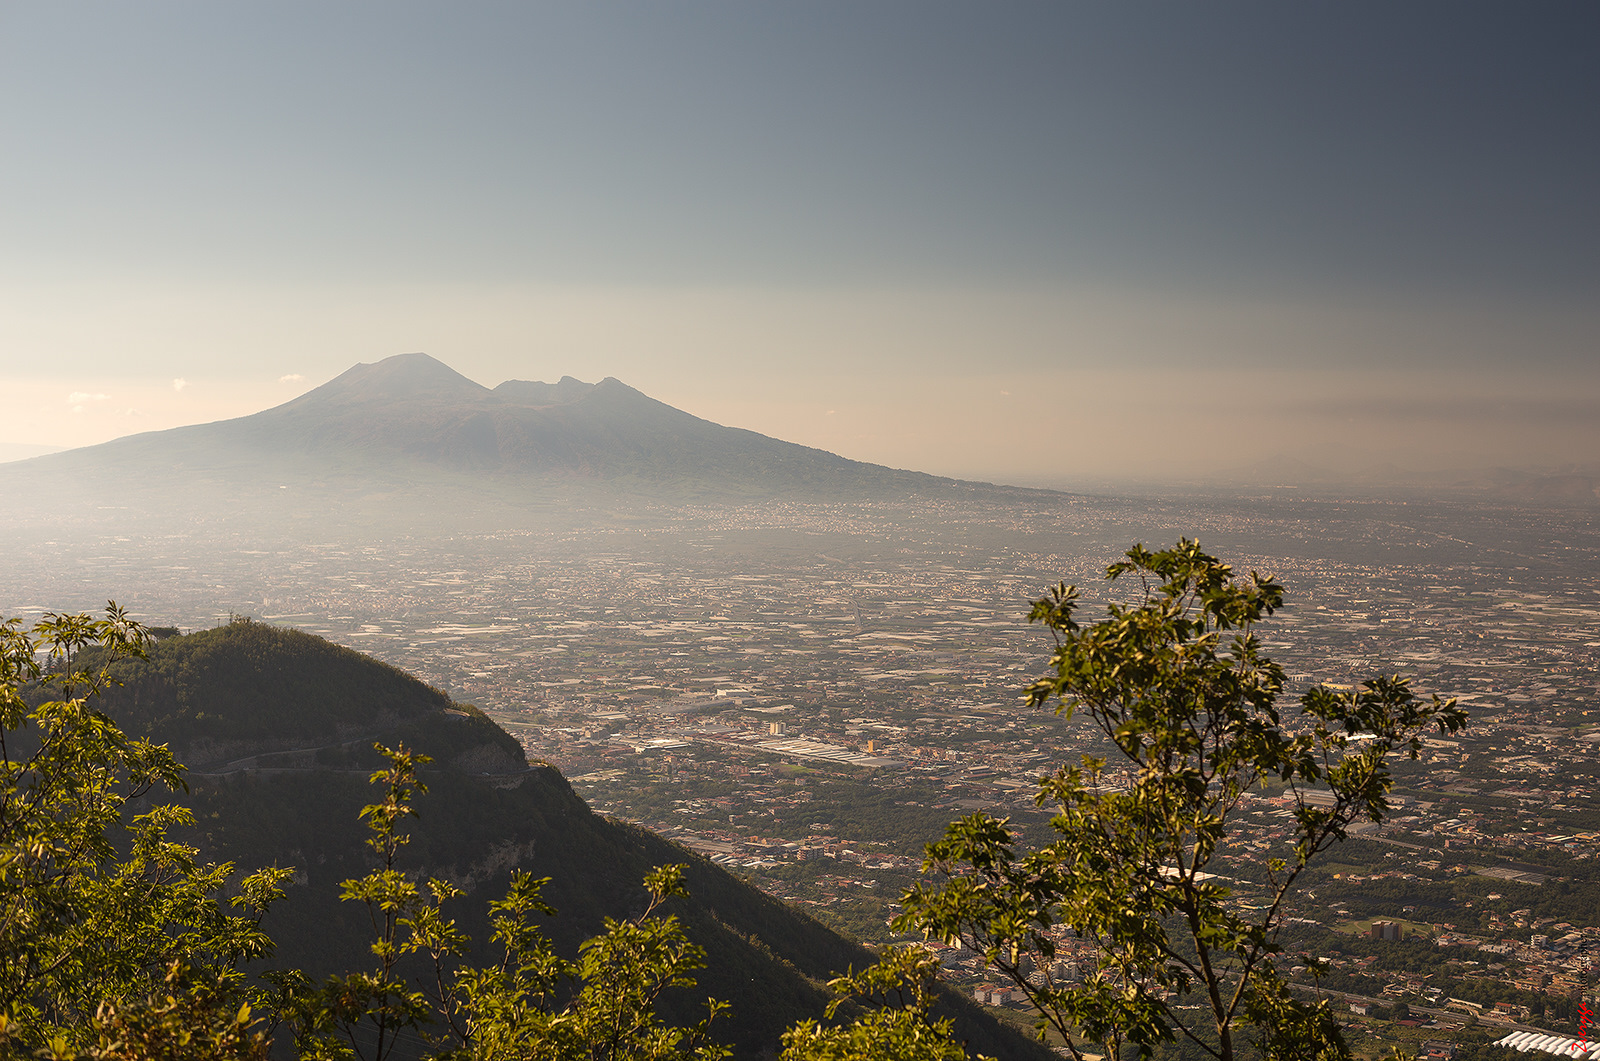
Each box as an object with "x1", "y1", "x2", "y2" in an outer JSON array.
[
  {"x1": 0, "y1": 541, "x2": 1465, "y2": 1059},
  {"x1": 268, "y1": 745, "x2": 731, "y2": 1061},
  {"x1": 894, "y1": 540, "x2": 1466, "y2": 1061},
  {"x1": 779, "y1": 946, "x2": 984, "y2": 1061},
  {"x1": 0, "y1": 606, "x2": 285, "y2": 1056}
]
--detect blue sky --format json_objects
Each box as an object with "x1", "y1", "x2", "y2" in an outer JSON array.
[{"x1": 2, "y1": 3, "x2": 1596, "y2": 481}]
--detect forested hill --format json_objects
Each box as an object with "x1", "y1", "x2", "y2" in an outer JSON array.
[
  {"x1": 73, "y1": 619, "x2": 525, "y2": 774},
  {"x1": 64, "y1": 621, "x2": 1051, "y2": 1060}
]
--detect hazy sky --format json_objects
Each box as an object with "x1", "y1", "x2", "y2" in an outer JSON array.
[{"x1": 2, "y1": 3, "x2": 1596, "y2": 482}]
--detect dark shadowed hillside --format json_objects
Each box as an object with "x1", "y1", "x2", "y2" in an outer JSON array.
[
  {"x1": 72, "y1": 620, "x2": 524, "y2": 774},
  {"x1": 78, "y1": 622, "x2": 1053, "y2": 1060}
]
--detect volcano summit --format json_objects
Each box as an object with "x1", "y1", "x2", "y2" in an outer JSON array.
[{"x1": 4, "y1": 354, "x2": 1034, "y2": 534}]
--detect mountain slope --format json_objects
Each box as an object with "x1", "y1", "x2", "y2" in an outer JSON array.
[
  {"x1": 76, "y1": 620, "x2": 524, "y2": 773},
  {"x1": 3, "y1": 354, "x2": 1025, "y2": 531},
  {"x1": 81, "y1": 622, "x2": 1052, "y2": 1060}
]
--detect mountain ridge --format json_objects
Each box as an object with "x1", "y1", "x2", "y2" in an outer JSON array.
[
  {"x1": 2, "y1": 353, "x2": 1048, "y2": 531},
  {"x1": 75, "y1": 620, "x2": 1054, "y2": 1060}
]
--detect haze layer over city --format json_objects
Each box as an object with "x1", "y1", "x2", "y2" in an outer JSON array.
[{"x1": 2, "y1": 5, "x2": 1598, "y2": 1060}]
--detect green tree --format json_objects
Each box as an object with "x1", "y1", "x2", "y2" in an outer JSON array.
[
  {"x1": 273, "y1": 743, "x2": 730, "y2": 1061},
  {"x1": 888, "y1": 541, "x2": 1465, "y2": 1061},
  {"x1": 780, "y1": 946, "x2": 984, "y2": 1061},
  {"x1": 0, "y1": 606, "x2": 287, "y2": 1056}
]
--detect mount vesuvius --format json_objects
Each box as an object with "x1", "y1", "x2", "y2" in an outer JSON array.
[{"x1": 4, "y1": 353, "x2": 1042, "y2": 533}]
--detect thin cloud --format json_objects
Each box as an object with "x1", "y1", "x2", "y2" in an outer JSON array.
[
  {"x1": 279, "y1": 373, "x2": 305, "y2": 383},
  {"x1": 66, "y1": 391, "x2": 110, "y2": 404},
  {"x1": 171, "y1": 378, "x2": 188, "y2": 392}
]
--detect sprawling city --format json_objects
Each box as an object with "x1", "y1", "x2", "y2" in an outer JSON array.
[{"x1": 5, "y1": 487, "x2": 1596, "y2": 1058}]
